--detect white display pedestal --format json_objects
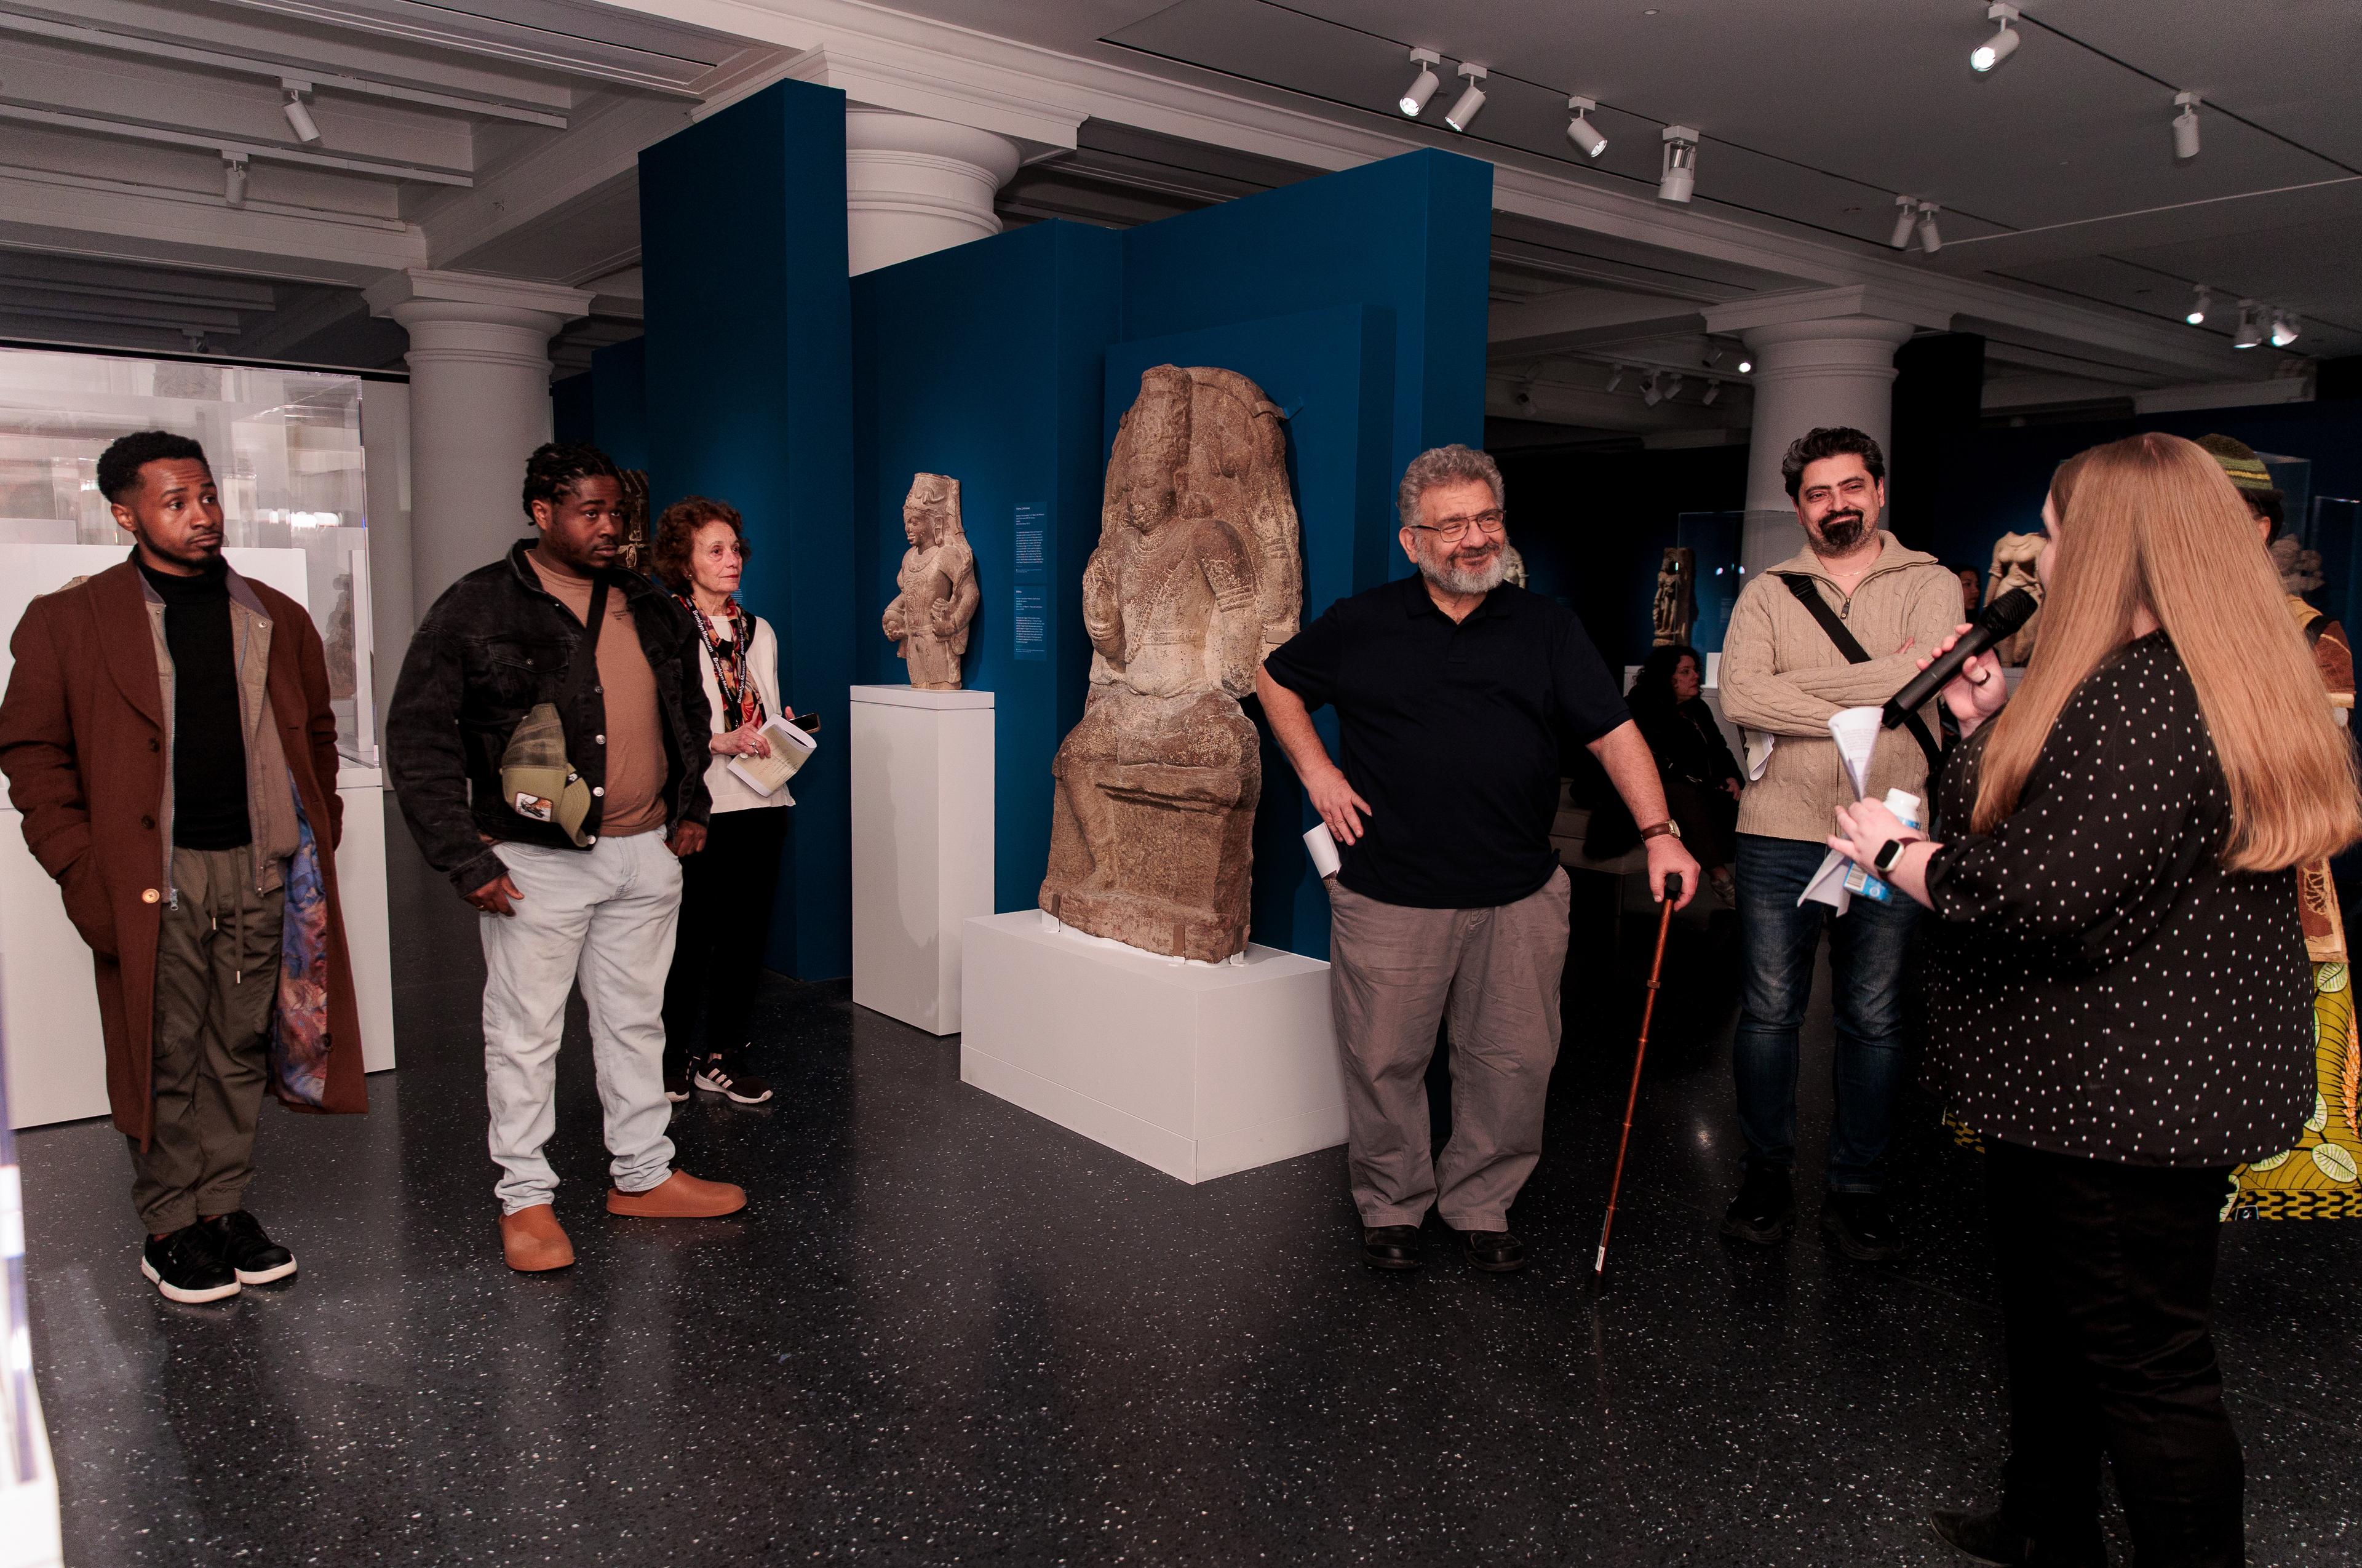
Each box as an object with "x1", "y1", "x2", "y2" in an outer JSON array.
[
  {"x1": 850, "y1": 685, "x2": 994, "y2": 1035},
  {"x1": 960, "y1": 911, "x2": 1346, "y2": 1184}
]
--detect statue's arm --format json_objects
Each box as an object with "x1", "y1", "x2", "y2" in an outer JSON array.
[
  {"x1": 1203, "y1": 547, "x2": 1259, "y2": 697},
  {"x1": 1081, "y1": 549, "x2": 1122, "y2": 660}
]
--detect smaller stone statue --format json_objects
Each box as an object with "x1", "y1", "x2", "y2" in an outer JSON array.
[
  {"x1": 1500, "y1": 544, "x2": 1529, "y2": 589},
  {"x1": 882, "y1": 473, "x2": 980, "y2": 691},
  {"x1": 616, "y1": 469, "x2": 651, "y2": 573},
  {"x1": 1987, "y1": 531, "x2": 2045, "y2": 666},
  {"x1": 1652, "y1": 546, "x2": 1697, "y2": 647}
]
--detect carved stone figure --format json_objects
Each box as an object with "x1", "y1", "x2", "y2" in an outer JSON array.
[
  {"x1": 1652, "y1": 546, "x2": 1697, "y2": 647},
  {"x1": 1500, "y1": 544, "x2": 1529, "y2": 589},
  {"x1": 616, "y1": 469, "x2": 651, "y2": 573},
  {"x1": 1039, "y1": 365, "x2": 1301, "y2": 961},
  {"x1": 1988, "y1": 530, "x2": 2046, "y2": 665},
  {"x1": 882, "y1": 473, "x2": 979, "y2": 690}
]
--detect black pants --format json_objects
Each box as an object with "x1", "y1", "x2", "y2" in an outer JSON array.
[
  {"x1": 661, "y1": 806, "x2": 789, "y2": 1074},
  {"x1": 1985, "y1": 1139, "x2": 2243, "y2": 1568}
]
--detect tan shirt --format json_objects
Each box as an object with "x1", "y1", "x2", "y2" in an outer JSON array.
[
  {"x1": 1717, "y1": 532, "x2": 1963, "y2": 844},
  {"x1": 527, "y1": 548, "x2": 667, "y2": 838}
]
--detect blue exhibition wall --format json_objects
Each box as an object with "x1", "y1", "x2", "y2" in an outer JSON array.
[
  {"x1": 851, "y1": 148, "x2": 1491, "y2": 961},
  {"x1": 638, "y1": 81, "x2": 854, "y2": 980},
  {"x1": 549, "y1": 338, "x2": 648, "y2": 470}
]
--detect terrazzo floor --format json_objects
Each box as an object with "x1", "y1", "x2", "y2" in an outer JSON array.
[{"x1": 18, "y1": 802, "x2": 2361, "y2": 1566}]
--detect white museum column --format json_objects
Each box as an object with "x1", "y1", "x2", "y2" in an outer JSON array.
[
  {"x1": 843, "y1": 106, "x2": 1022, "y2": 275},
  {"x1": 364, "y1": 269, "x2": 594, "y2": 614},
  {"x1": 1705, "y1": 287, "x2": 1949, "y2": 578}
]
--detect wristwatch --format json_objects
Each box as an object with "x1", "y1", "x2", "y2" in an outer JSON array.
[
  {"x1": 1872, "y1": 837, "x2": 1909, "y2": 875},
  {"x1": 1638, "y1": 820, "x2": 1682, "y2": 842}
]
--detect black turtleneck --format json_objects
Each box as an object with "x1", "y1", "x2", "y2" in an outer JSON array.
[{"x1": 136, "y1": 552, "x2": 250, "y2": 850}]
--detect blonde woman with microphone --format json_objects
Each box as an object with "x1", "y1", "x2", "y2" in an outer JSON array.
[{"x1": 1825, "y1": 433, "x2": 2361, "y2": 1568}]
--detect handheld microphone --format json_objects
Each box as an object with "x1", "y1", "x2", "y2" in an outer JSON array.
[{"x1": 1881, "y1": 586, "x2": 2038, "y2": 730}]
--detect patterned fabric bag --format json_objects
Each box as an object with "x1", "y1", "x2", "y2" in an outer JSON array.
[{"x1": 268, "y1": 793, "x2": 333, "y2": 1108}]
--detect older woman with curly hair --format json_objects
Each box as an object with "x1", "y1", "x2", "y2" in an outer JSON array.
[{"x1": 651, "y1": 497, "x2": 790, "y2": 1107}]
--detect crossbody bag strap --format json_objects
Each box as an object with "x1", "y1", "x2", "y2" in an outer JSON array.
[{"x1": 1775, "y1": 573, "x2": 1942, "y2": 773}]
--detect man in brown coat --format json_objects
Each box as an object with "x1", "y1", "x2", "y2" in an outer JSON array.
[{"x1": 0, "y1": 431, "x2": 365, "y2": 1304}]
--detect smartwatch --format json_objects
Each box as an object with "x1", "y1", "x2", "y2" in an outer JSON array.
[{"x1": 1872, "y1": 837, "x2": 1909, "y2": 875}]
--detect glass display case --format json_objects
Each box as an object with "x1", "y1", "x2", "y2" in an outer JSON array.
[{"x1": 0, "y1": 347, "x2": 376, "y2": 763}]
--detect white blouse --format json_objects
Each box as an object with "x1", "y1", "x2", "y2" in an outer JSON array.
[{"x1": 694, "y1": 610, "x2": 790, "y2": 814}]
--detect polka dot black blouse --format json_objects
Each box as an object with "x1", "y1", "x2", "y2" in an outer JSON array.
[{"x1": 1922, "y1": 632, "x2": 2313, "y2": 1166}]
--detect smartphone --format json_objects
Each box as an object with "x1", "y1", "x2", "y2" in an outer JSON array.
[{"x1": 790, "y1": 712, "x2": 822, "y2": 734}]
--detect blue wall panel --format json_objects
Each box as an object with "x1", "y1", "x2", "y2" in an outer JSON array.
[
  {"x1": 638, "y1": 81, "x2": 854, "y2": 979},
  {"x1": 590, "y1": 336, "x2": 649, "y2": 473},
  {"x1": 851, "y1": 221, "x2": 1123, "y2": 915}
]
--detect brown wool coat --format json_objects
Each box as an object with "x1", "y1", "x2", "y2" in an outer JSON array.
[{"x1": 0, "y1": 561, "x2": 367, "y2": 1145}]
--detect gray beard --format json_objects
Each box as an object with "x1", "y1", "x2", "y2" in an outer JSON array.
[{"x1": 1419, "y1": 548, "x2": 1507, "y2": 597}]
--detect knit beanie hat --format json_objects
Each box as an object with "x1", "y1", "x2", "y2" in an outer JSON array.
[{"x1": 2197, "y1": 433, "x2": 2277, "y2": 494}]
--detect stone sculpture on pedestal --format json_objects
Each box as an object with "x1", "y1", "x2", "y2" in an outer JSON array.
[
  {"x1": 1039, "y1": 365, "x2": 1302, "y2": 962},
  {"x1": 1987, "y1": 530, "x2": 2046, "y2": 665},
  {"x1": 882, "y1": 472, "x2": 979, "y2": 690},
  {"x1": 1652, "y1": 546, "x2": 1697, "y2": 647}
]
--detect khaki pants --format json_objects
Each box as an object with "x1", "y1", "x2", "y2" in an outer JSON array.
[
  {"x1": 129, "y1": 846, "x2": 284, "y2": 1235},
  {"x1": 1326, "y1": 869, "x2": 1570, "y2": 1231}
]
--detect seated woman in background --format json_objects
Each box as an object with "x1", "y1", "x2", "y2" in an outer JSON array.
[
  {"x1": 1826, "y1": 432, "x2": 2361, "y2": 1568},
  {"x1": 1626, "y1": 643, "x2": 1743, "y2": 902}
]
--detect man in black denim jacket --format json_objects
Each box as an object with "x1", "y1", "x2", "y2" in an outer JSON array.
[{"x1": 387, "y1": 443, "x2": 746, "y2": 1274}]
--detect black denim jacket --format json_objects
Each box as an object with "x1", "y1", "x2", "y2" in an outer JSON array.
[{"x1": 386, "y1": 540, "x2": 712, "y2": 893}]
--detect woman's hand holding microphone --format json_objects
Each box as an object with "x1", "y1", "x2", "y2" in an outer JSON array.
[{"x1": 1924, "y1": 621, "x2": 2010, "y2": 736}]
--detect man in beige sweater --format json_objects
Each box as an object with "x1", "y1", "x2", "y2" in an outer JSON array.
[{"x1": 1716, "y1": 427, "x2": 1963, "y2": 1262}]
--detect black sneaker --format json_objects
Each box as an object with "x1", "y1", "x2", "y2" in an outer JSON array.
[
  {"x1": 141, "y1": 1224, "x2": 239, "y2": 1303},
  {"x1": 693, "y1": 1053, "x2": 774, "y2": 1105},
  {"x1": 663, "y1": 1062, "x2": 691, "y2": 1103},
  {"x1": 206, "y1": 1210, "x2": 296, "y2": 1284},
  {"x1": 1720, "y1": 1166, "x2": 1795, "y2": 1245},
  {"x1": 1821, "y1": 1190, "x2": 1903, "y2": 1262}
]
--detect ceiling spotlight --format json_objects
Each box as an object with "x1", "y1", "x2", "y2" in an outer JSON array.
[
  {"x1": 1702, "y1": 381, "x2": 1721, "y2": 406},
  {"x1": 1661, "y1": 373, "x2": 1684, "y2": 399},
  {"x1": 223, "y1": 153, "x2": 249, "y2": 208},
  {"x1": 1971, "y1": 2, "x2": 2021, "y2": 73},
  {"x1": 1736, "y1": 357, "x2": 1752, "y2": 373},
  {"x1": 2232, "y1": 300, "x2": 2263, "y2": 349},
  {"x1": 2271, "y1": 309, "x2": 2299, "y2": 348},
  {"x1": 1915, "y1": 201, "x2": 1943, "y2": 254},
  {"x1": 282, "y1": 80, "x2": 321, "y2": 144},
  {"x1": 1565, "y1": 95, "x2": 1607, "y2": 158},
  {"x1": 2173, "y1": 92, "x2": 2201, "y2": 161},
  {"x1": 1890, "y1": 194, "x2": 1919, "y2": 249},
  {"x1": 2185, "y1": 285, "x2": 2211, "y2": 326},
  {"x1": 1605, "y1": 364, "x2": 1626, "y2": 392},
  {"x1": 1659, "y1": 125, "x2": 1699, "y2": 204},
  {"x1": 1399, "y1": 48, "x2": 1442, "y2": 117},
  {"x1": 1444, "y1": 64, "x2": 1488, "y2": 132},
  {"x1": 1641, "y1": 371, "x2": 1663, "y2": 407}
]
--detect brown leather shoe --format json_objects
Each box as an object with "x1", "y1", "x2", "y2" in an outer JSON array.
[
  {"x1": 605, "y1": 1170, "x2": 747, "y2": 1219},
  {"x1": 499, "y1": 1204, "x2": 575, "y2": 1272}
]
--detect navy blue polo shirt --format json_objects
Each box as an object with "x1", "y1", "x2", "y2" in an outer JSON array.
[{"x1": 1262, "y1": 574, "x2": 1629, "y2": 909}]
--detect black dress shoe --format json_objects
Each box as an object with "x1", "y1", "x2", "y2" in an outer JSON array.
[
  {"x1": 1361, "y1": 1225, "x2": 1423, "y2": 1271},
  {"x1": 1928, "y1": 1507, "x2": 2105, "y2": 1568},
  {"x1": 1458, "y1": 1229, "x2": 1527, "y2": 1273},
  {"x1": 1720, "y1": 1166, "x2": 1794, "y2": 1245},
  {"x1": 1821, "y1": 1189, "x2": 1903, "y2": 1262}
]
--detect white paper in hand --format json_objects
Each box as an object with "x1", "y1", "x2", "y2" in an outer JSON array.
[
  {"x1": 725, "y1": 717, "x2": 816, "y2": 799},
  {"x1": 1799, "y1": 707, "x2": 1885, "y2": 912},
  {"x1": 1303, "y1": 822, "x2": 1342, "y2": 878}
]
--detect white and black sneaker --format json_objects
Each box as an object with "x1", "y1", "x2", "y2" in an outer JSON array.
[
  {"x1": 207, "y1": 1210, "x2": 298, "y2": 1284},
  {"x1": 692, "y1": 1052, "x2": 774, "y2": 1105},
  {"x1": 141, "y1": 1224, "x2": 240, "y2": 1303}
]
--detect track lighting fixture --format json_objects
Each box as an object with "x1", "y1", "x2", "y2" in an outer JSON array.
[
  {"x1": 1971, "y1": 3, "x2": 2021, "y2": 73},
  {"x1": 2185, "y1": 285, "x2": 2210, "y2": 326},
  {"x1": 1641, "y1": 371, "x2": 1663, "y2": 407},
  {"x1": 1890, "y1": 194, "x2": 1919, "y2": 250},
  {"x1": 223, "y1": 153, "x2": 248, "y2": 208},
  {"x1": 1658, "y1": 125, "x2": 1698, "y2": 204},
  {"x1": 2173, "y1": 92, "x2": 2201, "y2": 161},
  {"x1": 1661, "y1": 373, "x2": 1684, "y2": 399},
  {"x1": 1444, "y1": 64, "x2": 1488, "y2": 132},
  {"x1": 1605, "y1": 365, "x2": 1625, "y2": 392},
  {"x1": 1702, "y1": 381, "x2": 1721, "y2": 406},
  {"x1": 282, "y1": 80, "x2": 321, "y2": 143},
  {"x1": 2271, "y1": 309, "x2": 2299, "y2": 348},
  {"x1": 1914, "y1": 202, "x2": 1943, "y2": 254},
  {"x1": 2232, "y1": 300, "x2": 2263, "y2": 349},
  {"x1": 1565, "y1": 95, "x2": 1607, "y2": 158},
  {"x1": 1399, "y1": 49, "x2": 1442, "y2": 117},
  {"x1": 1512, "y1": 381, "x2": 1538, "y2": 414}
]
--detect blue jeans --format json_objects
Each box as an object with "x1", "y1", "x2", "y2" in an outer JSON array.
[{"x1": 1732, "y1": 832, "x2": 1916, "y2": 1194}]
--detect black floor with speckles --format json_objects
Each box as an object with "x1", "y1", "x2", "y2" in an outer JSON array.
[{"x1": 20, "y1": 802, "x2": 2361, "y2": 1566}]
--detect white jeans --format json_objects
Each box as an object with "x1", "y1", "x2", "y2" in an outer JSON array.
[{"x1": 480, "y1": 833, "x2": 683, "y2": 1214}]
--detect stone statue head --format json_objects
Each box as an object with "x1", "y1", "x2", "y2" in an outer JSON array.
[
  {"x1": 1111, "y1": 366, "x2": 1194, "y2": 538},
  {"x1": 902, "y1": 472, "x2": 960, "y2": 549}
]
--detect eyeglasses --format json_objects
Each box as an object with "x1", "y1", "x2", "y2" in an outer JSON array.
[{"x1": 1410, "y1": 508, "x2": 1506, "y2": 543}]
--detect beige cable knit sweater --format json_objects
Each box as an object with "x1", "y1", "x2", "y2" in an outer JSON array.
[{"x1": 1717, "y1": 532, "x2": 1966, "y2": 844}]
